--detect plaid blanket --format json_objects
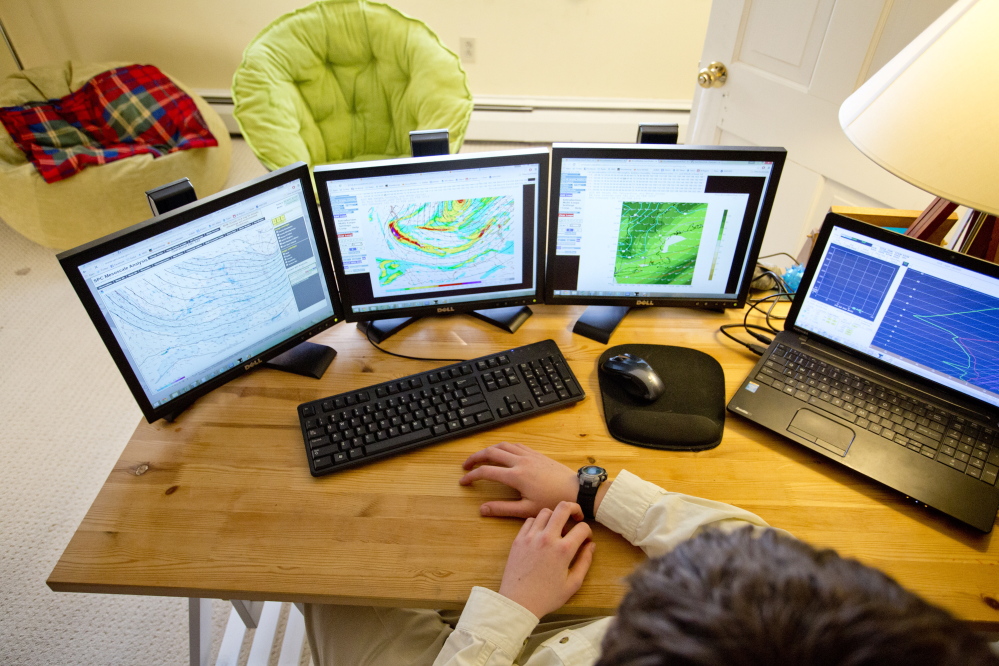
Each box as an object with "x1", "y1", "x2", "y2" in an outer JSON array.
[{"x1": 0, "y1": 64, "x2": 217, "y2": 183}]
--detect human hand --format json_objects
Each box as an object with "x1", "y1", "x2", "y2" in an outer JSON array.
[
  {"x1": 459, "y1": 442, "x2": 579, "y2": 518},
  {"x1": 498, "y1": 502, "x2": 595, "y2": 619}
]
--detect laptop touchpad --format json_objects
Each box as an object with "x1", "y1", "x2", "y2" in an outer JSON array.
[{"x1": 788, "y1": 409, "x2": 855, "y2": 457}]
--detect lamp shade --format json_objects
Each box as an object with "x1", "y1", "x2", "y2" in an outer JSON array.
[{"x1": 839, "y1": 0, "x2": 999, "y2": 217}]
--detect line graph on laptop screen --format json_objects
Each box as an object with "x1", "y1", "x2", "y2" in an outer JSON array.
[
  {"x1": 871, "y1": 270, "x2": 999, "y2": 394},
  {"x1": 809, "y1": 245, "x2": 898, "y2": 321}
]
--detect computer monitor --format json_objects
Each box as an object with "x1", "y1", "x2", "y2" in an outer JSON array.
[
  {"x1": 314, "y1": 148, "x2": 549, "y2": 341},
  {"x1": 58, "y1": 162, "x2": 343, "y2": 422},
  {"x1": 546, "y1": 143, "x2": 786, "y2": 342}
]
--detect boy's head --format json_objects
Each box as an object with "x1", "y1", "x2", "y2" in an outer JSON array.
[{"x1": 598, "y1": 527, "x2": 998, "y2": 666}]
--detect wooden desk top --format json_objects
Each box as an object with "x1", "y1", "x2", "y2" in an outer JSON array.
[{"x1": 47, "y1": 305, "x2": 999, "y2": 627}]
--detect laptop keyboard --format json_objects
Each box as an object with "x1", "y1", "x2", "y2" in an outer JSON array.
[
  {"x1": 297, "y1": 339, "x2": 584, "y2": 476},
  {"x1": 755, "y1": 344, "x2": 999, "y2": 487}
]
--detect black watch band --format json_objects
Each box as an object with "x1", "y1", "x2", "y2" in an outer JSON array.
[
  {"x1": 577, "y1": 484, "x2": 599, "y2": 521},
  {"x1": 577, "y1": 465, "x2": 607, "y2": 521}
]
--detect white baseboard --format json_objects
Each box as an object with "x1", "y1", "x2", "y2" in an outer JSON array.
[{"x1": 201, "y1": 92, "x2": 691, "y2": 145}]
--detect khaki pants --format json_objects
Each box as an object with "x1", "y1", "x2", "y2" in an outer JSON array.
[{"x1": 304, "y1": 603, "x2": 599, "y2": 666}]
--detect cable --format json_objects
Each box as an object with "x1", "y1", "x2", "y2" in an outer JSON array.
[
  {"x1": 757, "y1": 251, "x2": 799, "y2": 264},
  {"x1": 720, "y1": 264, "x2": 796, "y2": 355},
  {"x1": 362, "y1": 324, "x2": 467, "y2": 363}
]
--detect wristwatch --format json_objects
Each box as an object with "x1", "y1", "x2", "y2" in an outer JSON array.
[{"x1": 577, "y1": 465, "x2": 608, "y2": 521}]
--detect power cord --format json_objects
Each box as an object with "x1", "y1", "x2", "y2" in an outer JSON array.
[
  {"x1": 362, "y1": 322, "x2": 469, "y2": 362},
  {"x1": 721, "y1": 266, "x2": 796, "y2": 356}
]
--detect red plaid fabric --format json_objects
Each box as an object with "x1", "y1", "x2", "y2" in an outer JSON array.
[{"x1": 0, "y1": 64, "x2": 218, "y2": 183}]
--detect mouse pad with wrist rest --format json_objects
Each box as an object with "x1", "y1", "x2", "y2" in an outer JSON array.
[{"x1": 598, "y1": 344, "x2": 725, "y2": 451}]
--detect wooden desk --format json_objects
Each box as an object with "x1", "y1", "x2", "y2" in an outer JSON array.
[{"x1": 48, "y1": 306, "x2": 999, "y2": 629}]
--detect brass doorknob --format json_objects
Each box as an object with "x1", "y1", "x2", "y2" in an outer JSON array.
[{"x1": 697, "y1": 62, "x2": 728, "y2": 88}]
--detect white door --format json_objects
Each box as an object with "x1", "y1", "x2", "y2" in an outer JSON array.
[{"x1": 688, "y1": 0, "x2": 956, "y2": 261}]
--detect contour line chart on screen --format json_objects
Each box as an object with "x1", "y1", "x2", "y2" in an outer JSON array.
[
  {"x1": 100, "y1": 229, "x2": 298, "y2": 391},
  {"x1": 615, "y1": 201, "x2": 707, "y2": 286},
  {"x1": 372, "y1": 196, "x2": 518, "y2": 291},
  {"x1": 872, "y1": 270, "x2": 999, "y2": 394}
]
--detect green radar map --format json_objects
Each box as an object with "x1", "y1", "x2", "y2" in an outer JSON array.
[{"x1": 615, "y1": 201, "x2": 708, "y2": 285}]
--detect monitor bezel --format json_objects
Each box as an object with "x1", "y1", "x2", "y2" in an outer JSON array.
[
  {"x1": 544, "y1": 142, "x2": 786, "y2": 309},
  {"x1": 313, "y1": 148, "x2": 550, "y2": 323},
  {"x1": 57, "y1": 162, "x2": 343, "y2": 423}
]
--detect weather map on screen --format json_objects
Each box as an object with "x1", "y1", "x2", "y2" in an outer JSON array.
[
  {"x1": 316, "y1": 149, "x2": 545, "y2": 320},
  {"x1": 615, "y1": 201, "x2": 708, "y2": 286},
  {"x1": 58, "y1": 163, "x2": 342, "y2": 422},
  {"x1": 371, "y1": 196, "x2": 518, "y2": 293}
]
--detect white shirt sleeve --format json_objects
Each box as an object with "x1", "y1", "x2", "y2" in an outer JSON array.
[
  {"x1": 596, "y1": 469, "x2": 782, "y2": 557},
  {"x1": 433, "y1": 586, "x2": 539, "y2": 666}
]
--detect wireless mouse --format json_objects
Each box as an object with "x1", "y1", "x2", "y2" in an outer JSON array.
[{"x1": 599, "y1": 352, "x2": 666, "y2": 403}]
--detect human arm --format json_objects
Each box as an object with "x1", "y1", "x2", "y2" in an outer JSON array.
[
  {"x1": 460, "y1": 442, "x2": 782, "y2": 558},
  {"x1": 596, "y1": 469, "x2": 780, "y2": 558},
  {"x1": 459, "y1": 441, "x2": 613, "y2": 517},
  {"x1": 432, "y1": 502, "x2": 595, "y2": 665}
]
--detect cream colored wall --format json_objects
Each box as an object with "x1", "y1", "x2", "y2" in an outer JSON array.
[{"x1": 0, "y1": 0, "x2": 710, "y2": 102}]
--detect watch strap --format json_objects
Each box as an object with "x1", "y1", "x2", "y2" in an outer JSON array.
[{"x1": 577, "y1": 483, "x2": 599, "y2": 521}]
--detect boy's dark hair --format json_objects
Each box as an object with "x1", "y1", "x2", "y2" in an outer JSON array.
[{"x1": 598, "y1": 527, "x2": 998, "y2": 666}]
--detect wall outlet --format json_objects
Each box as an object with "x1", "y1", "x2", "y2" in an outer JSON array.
[{"x1": 459, "y1": 37, "x2": 476, "y2": 64}]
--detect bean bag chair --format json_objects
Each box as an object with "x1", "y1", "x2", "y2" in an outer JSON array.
[
  {"x1": 232, "y1": 0, "x2": 473, "y2": 170},
  {"x1": 0, "y1": 61, "x2": 231, "y2": 250}
]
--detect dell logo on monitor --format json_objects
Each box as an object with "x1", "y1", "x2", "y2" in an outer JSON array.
[
  {"x1": 244, "y1": 358, "x2": 263, "y2": 370},
  {"x1": 635, "y1": 299, "x2": 654, "y2": 306},
  {"x1": 437, "y1": 307, "x2": 456, "y2": 313}
]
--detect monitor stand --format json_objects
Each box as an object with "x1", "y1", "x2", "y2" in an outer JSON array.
[
  {"x1": 264, "y1": 341, "x2": 337, "y2": 379},
  {"x1": 573, "y1": 304, "x2": 728, "y2": 344},
  {"x1": 146, "y1": 178, "x2": 337, "y2": 383},
  {"x1": 358, "y1": 306, "x2": 533, "y2": 343},
  {"x1": 572, "y1": 306, "x2": 632, "y2": 344}
]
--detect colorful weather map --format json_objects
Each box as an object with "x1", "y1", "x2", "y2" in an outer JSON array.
[
  {"x1": 371, "y1": 196, "x2": 517, "y2": 292},
  {"x1": 615, "y1": 201, "x2": 707, "y2": 285}
]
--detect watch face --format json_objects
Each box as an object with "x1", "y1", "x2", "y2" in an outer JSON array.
[{"x1": 581, "y1": 465, "x2": 604, "y2": 475}]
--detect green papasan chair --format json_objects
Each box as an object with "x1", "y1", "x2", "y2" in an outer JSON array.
[{"x1": 232, "y1": 0, "x2": 474, "y2": 170}]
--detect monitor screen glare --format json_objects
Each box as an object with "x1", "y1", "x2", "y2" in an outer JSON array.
[
  {"x1": 315, "y1": 149, "x2": 548, "y2": 321},
  {"x1": 59, "y1": 164, "x2": 341, "y2": 421},
  {"x1": 547, "y1": 144, "x2": 786, "y2": 308}
]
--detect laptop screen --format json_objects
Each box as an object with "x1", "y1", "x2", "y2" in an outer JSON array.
[{"x1": 793, "y1": 222, "x2": 999, "y2": 409}]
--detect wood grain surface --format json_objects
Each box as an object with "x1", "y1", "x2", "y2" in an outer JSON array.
[{"x1": 47, "y1": 305, "x2": 999, "y2": 627}]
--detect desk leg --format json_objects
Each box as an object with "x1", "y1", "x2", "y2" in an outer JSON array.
[
  {"x1": 215, "y1": 601, "x2": 306, "y2": 665},
  {"x1": 189, "y1": 598, "x2": 212, "y2": 666},
  {"x1": 230, "y1": 599, "x2": 264, "y2": 628}
]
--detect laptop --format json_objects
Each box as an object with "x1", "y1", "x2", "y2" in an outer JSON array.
[{"x1": 728, "y1": 213, "x2": 999, "y2": 532}]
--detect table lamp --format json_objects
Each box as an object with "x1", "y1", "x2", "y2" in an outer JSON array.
[{"x1": 838, "y1": 0, "x2": 999, "y2": 261}]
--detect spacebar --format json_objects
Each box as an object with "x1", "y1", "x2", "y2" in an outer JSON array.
[
  {"x1": 807, "y1": 397, "x2": 858, "y2": 423},
  {"x1": 364, "y1": 428, "x2": 433, "y2": 456}
]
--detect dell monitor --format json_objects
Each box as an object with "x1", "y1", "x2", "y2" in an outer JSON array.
[
  {"x1": 58, "y1": 162, "x2": 343, "y2": 422},
  {"x1": 314, "y1": 148, "x2": 549, "y2": 341},
  {"x1": 546, "y1": 143, "x2": 786, "y2": 342}
]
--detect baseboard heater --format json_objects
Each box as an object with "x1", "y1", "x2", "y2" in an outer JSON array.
[{"x1": 200, "y1": 93, "x2": 691, "y2": 145}]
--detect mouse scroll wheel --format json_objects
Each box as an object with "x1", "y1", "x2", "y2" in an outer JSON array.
[{"x1": 609, "y1": 354, "x2": 632, "y2": 363}]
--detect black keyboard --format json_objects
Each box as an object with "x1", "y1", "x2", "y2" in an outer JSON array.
[
  {"x1": 297, "y1": 339, "x2": 585, "y2": 476},
  {"x1": 757, "y1": 344, "x2": 999, "y2": 487}
]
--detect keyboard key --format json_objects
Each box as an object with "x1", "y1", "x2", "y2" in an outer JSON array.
[
  {"x1": 906, "y1": 430, "x2": 939, "y2": 450},
  {"x1": 299, "y1": 340, "x2": 585, "y2": 476},
  {"x1": 807, "y1": 396, "x2": 858, "y2": 423}
]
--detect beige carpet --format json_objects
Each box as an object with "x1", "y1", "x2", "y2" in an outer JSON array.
[{"x1": 0, "y1": 138, "x2": 539, "y2": 665}]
